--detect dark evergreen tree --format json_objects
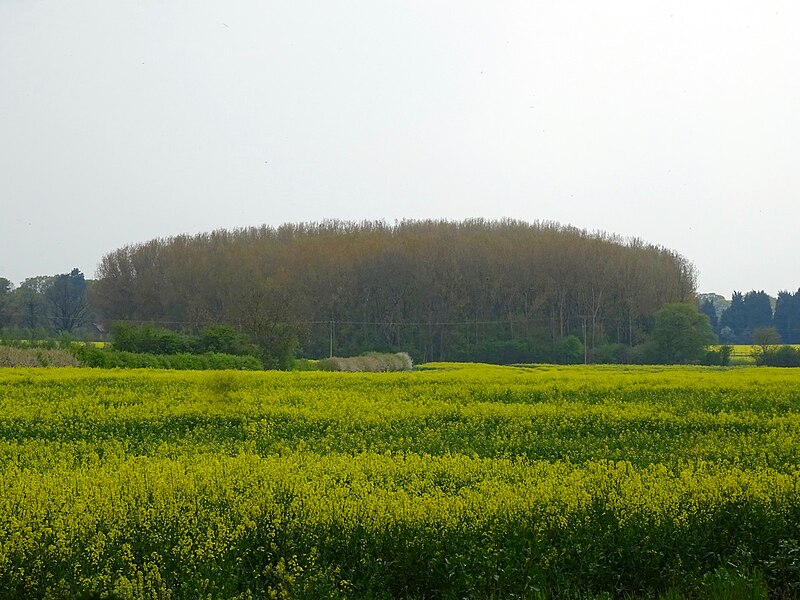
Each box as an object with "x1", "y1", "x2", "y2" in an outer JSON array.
[
  {"x1": 773, "y1": 289, "x2": 800, "y2": 344},
  {"x1": 719, "y1": 291, "x2": 746, "y2": 343},
  {"x1": 698, "y1": 297, "x2": 718, "y2": 332},
  {"x1": 741, "y1": 291, "x2": 773, "y2": 342}
]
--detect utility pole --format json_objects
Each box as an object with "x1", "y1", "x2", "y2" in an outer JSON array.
[{"x1": 579, "y1": 315, "x2": 589, "y2": 364}]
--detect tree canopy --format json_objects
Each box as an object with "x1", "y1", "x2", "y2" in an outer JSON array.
[
  {"x1": 91, "y1": 219, "x2": 697, "y2": 362},
  {"x1": 651, "y1": 304, "x2": 717, "y2": 363}
]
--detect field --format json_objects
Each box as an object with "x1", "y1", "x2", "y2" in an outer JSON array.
[
  {"x1": 708, "y1": 345, "x2": 800, "y2": 365},
  {"x1": 1, "y1": 365, "x2": 800, "y2": 599}
]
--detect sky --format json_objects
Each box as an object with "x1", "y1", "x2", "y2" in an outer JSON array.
[{"x1": 1, "y1": 1, "x2": 798, "y2": 296}]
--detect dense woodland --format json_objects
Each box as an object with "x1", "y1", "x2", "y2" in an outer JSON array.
[{"x1": 88, "y1": 219, "x2": 697, "y2": 363}]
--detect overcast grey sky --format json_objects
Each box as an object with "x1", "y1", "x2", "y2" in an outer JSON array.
[{"x1": 1, "y1": 1, "x2": 798, "y2": 296}]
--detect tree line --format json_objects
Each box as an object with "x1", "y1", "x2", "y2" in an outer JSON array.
[
  {"x1": 700, "y1": 289, "x2": 800, "y2": 345},
  {"x1": 89, "y1": 219, "x2": 697, "y2": 363}
]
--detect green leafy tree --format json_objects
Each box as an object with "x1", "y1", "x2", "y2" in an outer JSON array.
[
  {"x1": 249, "y1": 321, "x2": 298, "y2": 370},
  {"x1": 751, "y1": 326, "x2": 782, "y2": 366},
  {"x1": 651, "y1": 303, "x2": 717, "y2": 364}
]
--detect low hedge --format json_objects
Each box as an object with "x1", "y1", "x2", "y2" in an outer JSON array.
[{"x1": 72, "y1": 345, "x2": 263, "y2": 370}]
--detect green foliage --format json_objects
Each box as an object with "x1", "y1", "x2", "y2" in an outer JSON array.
[
  {"x1": 589, "y1": 342, "x2": 629, "y2": 364},
  {"x1": 72, "y1": 344, "x2": 262, "y2": 370},
  {"x1": 111, "y1": 323, "x2": 193, "y2": 355},
  {"x1": 651, "y1": 303, "x2": 717, "y2": 363},
  {"x1": 195, "y1": 325, "x2": 258, "y2": 356},
  {"x1": 703, "y1": 344, "x2": 733, "y2": 366},
  {"x1": 756, "y1": 345, "x2": 800, "y2": 367},
  {"x1": 110, "y1": 323, "x2": 263, "y2": 361},
  {"x1": 0, "y1": 365, "x2": 800, "y2": 598},
  {"x1": 449, "y1": 334, "x2": 590, "y2": 365},
  {"x1": 292, "y1": 358, "x2": 320, "y2": 371},
  {"x1": 719, "y1": 343, "x2": 733, "y2": 366},
  {"x1": 249, "y1": 321, "x2": 298, "y2": 370},
  {"x1": 751, "y1": 327, "x2": 783, "y2": 365},
  {"x1": 556, "y1": 334, "x2": 584, "y2": 364}
]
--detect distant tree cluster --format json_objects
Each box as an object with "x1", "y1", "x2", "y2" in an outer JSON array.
[
  {"x1": 700, "y1": 289, "x2": 800, "y2": 345},
  {"x1": 91, "y1": 219, "x2": 697, "y2": 363},
  {"x1": 0, "y1": 269, "x2": 91, "y2": 338}
]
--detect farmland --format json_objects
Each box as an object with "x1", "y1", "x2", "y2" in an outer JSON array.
[{"x1": 1, "y1": 365, "x2": 799, "y2": 598}]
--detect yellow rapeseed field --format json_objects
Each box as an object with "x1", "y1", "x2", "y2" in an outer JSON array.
[{"x1": 0, "y1": 364, "x2": 799, "y2": 599}]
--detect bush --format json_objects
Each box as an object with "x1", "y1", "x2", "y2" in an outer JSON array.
[
  {"x1": 457, "y1": 339, "x2": 535, "y2": 365},
  {"x1": 195, "y1": 326, "x2": 260, "y2": 357},
  {"x1": 110, "y1": 323, "x2": 263, "y2": 359},
  {"x1": 293, "y1": 358, "x2": 320, "y2": 371},
  {"x1": 556, "y1": 335, "x2": 584, "y2": 364},
  {"x1": 111, "y1": 323, "x2": 192, "y2": 355},
  {"x1": 249, "y1": 322, "x2": 298, "y2": 370},
  {"x1": 628, "y1": 342, "x2": 660, "y2": 365},
  {"x1": 703, "y1": 345, "x2": 733, "y2": 366},
  {"x1": 759, "y1": 345, "x2": 800, "y2": 367},
  {"x1": 589, "y1": 343, "x2": 628, "y2": 364},
  {"x1": 204, "y1": 352, "x2": 262, "y2": 370}
]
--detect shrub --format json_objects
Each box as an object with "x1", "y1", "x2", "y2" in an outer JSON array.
[
  {"x1": 111, "y1": 323, "x2": 192, "y2": 355},
  {"x1": 72, "y1": 346, "x2": 263, "y2": 370},
  {"x1": 760, "y1": 345, "x2": 800, "y2": 367},
  {"x1": 195, "y1": 326, "x2": 260, "y2": 357},
  {"x1": 589, "y1": 343, "x2": 628, "y2": 364},
  {"x1": 556, "y1": 335, "x2": 584, "y2": 364},
  {"x1": 703, "y1": 345, "x2": 733, "y2": 366},
  {"x1": 628, "y1": 342, "x2": 660, "y2": 365},
  {"x1": 293, "y1": 358, "x2": 320, "y2": 371}
]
